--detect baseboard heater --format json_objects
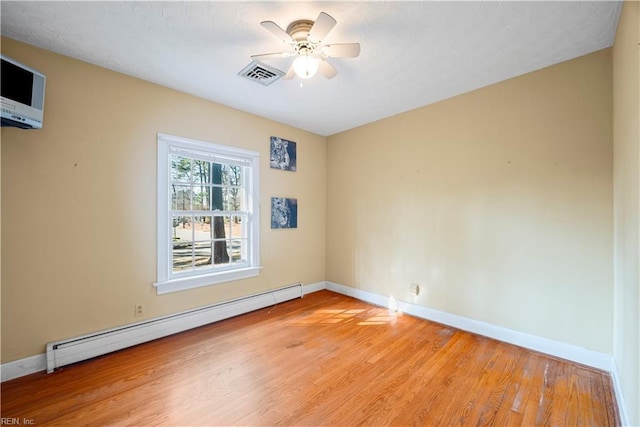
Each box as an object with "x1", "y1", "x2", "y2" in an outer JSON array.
[{"x1": 46, "y1": 283, "x2": 303, "y2": 373}]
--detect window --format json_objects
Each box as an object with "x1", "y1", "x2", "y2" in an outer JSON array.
[{"x1": 155, "y1": 133, "x2": 260, "y2": 294}]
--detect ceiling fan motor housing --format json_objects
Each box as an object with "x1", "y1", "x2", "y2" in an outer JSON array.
[
  {"x1": 286, "y1": 20, "x2": 314, "y2": 41},
  {"x1": 286, "y1": 20, "x2": 318, "y2": 55}
]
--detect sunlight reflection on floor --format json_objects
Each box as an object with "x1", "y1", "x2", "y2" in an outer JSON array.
[{"x1": 291, "y1": 306, "x2": 400, "y2": 326}]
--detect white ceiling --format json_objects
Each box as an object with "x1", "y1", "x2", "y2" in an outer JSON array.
[{"x1": 1, "y1": 1, "x2": 622, "y2": 136}]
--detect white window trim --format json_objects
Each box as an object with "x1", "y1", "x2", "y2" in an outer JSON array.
[{"x1": 154, "y1": 133, "x2": 261, "y2": 295}]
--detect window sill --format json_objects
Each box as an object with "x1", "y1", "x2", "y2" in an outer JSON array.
[{"x1": 154, "y1": 267, "x2": 261, "y2": 295}]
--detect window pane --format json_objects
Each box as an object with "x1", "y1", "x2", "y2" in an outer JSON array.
[
  {"x1": 211, "y1": 186, "x2": 224, "y2": 211},
  {"x1": 213, "y1": 216, "x2": 228, "y2": 239},
  {"x1": 230, "y1": 239, "x2": 245, "y2": 263},
  {"x1": 230, "y1": 216, "x2": 244, "y2": 238},
  {"x1": 211, "y1": 163, "x2": 224, "y2": 185},
  {"x1": 192, "y1": 160, "x2": 210, "y2": 184},
  {"x1": 171, "y1": 156, "x2": 191, "y2": 182},
  {"x1": 194, "y1": 241, "x2": 212, "y2": 269},
  {"x1": 223, "y1": 187, "x2": 244, "y2": 211},
  {"x1": 171, "y1": 184, "x2": 191, "y2": 210},
  {"x1": 231, "y1": 165, "x2": 243, "y2": 187},
  {"x1": 213, "y1": 240, "x2": 230, "y2": 265},
  {"x1": 172, "y1": 242, "x2": 193, "y2": 272},
  {"x1": 193, "y1": 186, "x2": 210, "y2": 211},
  {"x1": 194, "y1": 216, "x2": 212, "y2": 241},
  {"x1": 172, "y1": 215, "x2": 193, "y2": 242},
  {"x1": 222, "y1": 164, "x2": 243, "y2": 187}
]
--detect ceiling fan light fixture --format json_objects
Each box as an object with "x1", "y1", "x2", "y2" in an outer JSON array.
[{"x1": 293, "y1": 54, "x2": 318, "y2": 79}]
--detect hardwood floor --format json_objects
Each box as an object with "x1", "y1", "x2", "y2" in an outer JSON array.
[{"x1": 1, "y1": 290, "x2": 620, "y2": 426}]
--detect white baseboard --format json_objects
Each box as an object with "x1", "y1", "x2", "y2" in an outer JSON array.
[
  {"x1": 325, "y1": 281, "x2": 613, "y2": 371},
  {"x1": 1, "y1": 353, "x2": 46, "y2": 382},
  {"x1": 610, "y1": 358, "x2": 632, "y2": 427},
  {"x1": 302, "y1": 281, "x2": 326, "y2": 295}
]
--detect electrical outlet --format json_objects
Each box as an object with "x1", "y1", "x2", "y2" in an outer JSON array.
[
  {"x1": 134, "y1": 304, "x2": 143, "y2": 317},
  {"x1": 410, "y1": 283, "x2": 420, "y2": 296}
]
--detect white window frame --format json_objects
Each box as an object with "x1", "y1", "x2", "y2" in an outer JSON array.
[{"x1": 155, "y1": 133, "x2": 261, "y2": 295}]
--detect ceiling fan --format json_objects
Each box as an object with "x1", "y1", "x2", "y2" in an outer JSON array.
[{"x1": 251, "y1": 12, "x2": 360, "y2": 80}]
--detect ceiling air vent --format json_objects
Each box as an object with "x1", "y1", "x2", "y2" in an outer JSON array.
[{"x1": 238, "y1": 61, "x2": 284, "y2": 86}]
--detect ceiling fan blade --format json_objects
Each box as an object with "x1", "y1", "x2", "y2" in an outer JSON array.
[
  {"x1": 260, "y1": 21, "x2": 295, "y2": 45},
  {"x1": 317, "y1": 59, "x2": 338, "y2": 79},
  {"x1": 251, "y1": 52, "x2": 293, "y2": 60},
  {"x1": 322, "y1": 43, "x2": 361, "y2": 58},
  {"x1": 308, "y1": 12, "x2": 337, "y2": 43},
  {"x1": 284, "y1": 65, "x2": 296, "y2": 80}
]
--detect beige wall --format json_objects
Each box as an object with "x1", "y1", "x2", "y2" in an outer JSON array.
[
  {"x1": 613, "y1": 1, "x2": 640, "y2": 424},
  {"x1": 0, "y1": 37, "x2": 326, "y2": 362},
  {"x1": 327, "y1": 49, "x2": 613, "y2": 353}
]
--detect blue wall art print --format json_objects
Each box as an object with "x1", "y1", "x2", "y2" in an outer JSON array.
[
  {"x1": 270, "y1": 136, "x2": 297, "y2": 172},
  {"x1": 271, "y1": 197, "x2": 298, "y2": 229}
]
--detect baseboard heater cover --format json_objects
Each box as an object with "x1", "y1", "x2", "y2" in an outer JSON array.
[{"x1": 46, "y1": 284, "x2": 303, "y2": 373}]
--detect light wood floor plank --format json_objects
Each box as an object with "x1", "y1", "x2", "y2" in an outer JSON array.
[{"x1": 1, "y1": 290, "x2": 620, "y2": 426}]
